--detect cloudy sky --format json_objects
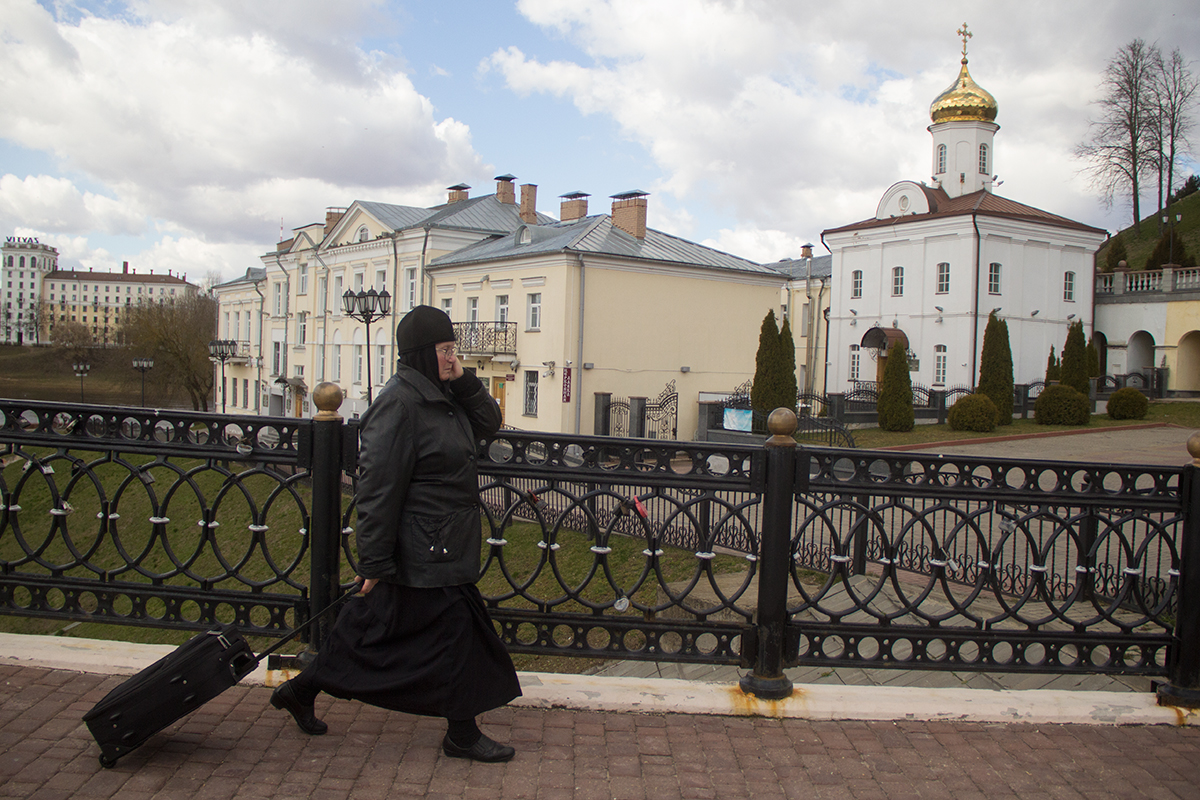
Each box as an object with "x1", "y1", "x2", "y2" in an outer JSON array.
[{"x1": 3, "y1": 0, "x2": 1198, "y2": 285}]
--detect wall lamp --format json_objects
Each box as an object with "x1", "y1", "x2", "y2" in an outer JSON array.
[
  {"x1": 849, "y1": 309, "x2": 857, "y2": 327},
  {"x1": 1031, "y1": 309, "x2": 1040, "y2": 317},
  {"x1": 542, "y1": 360, "x2": 556, "y2": 377},
  {"x1": 934, "y1": 306, "x2": 943, "y2": 323}
]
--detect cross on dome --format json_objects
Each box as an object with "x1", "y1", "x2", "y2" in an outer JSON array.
[{"x1": 957, "y1": 23, "x2": 972, "y2": 62}]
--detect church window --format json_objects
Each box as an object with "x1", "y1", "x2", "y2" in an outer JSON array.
[
  {"x1": 1063, "y1": 271, "x2": 1075, "y2": 302},
  {"x1": 979, "y1": 144, "x2": 989, "y2": 175},
  {"x1": 849, "y1": 345, "x2": 861, "y2": 382},
  {"x1": 851, "y1": 270, "x2": 863, "y2": 299},
  {"x1": 934, "y1": 345, "x2": 947, "y2": 385},
  {"x1": 988, "y1": 263, "x2": 1002, "y2": 294},
  {"x1": 936, "y1": 263, "x2": 950, "y2": 294},
  {"x1": 891, "y1": 267, "x2": 904, "y2": 297},
  {"x1": 936, "y1": 144, "x2": 947, "y2": 174}
]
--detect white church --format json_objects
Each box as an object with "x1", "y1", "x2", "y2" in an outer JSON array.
[{"x1": 823, "y1": 28, "x2": 1108, "y2": 392}]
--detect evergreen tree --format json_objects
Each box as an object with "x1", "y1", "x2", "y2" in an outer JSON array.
[
  {"x1": 1104, "y1": 234, "x2": 1128, "y2": 271},
  {"x1": 751, "y1": 309, "x2": 793, "y2": 415},
  {"x1": 778, "y1": 316, "x2": 799, "y2": 408},
  {"x1": 1045, "y1": 346, "x2": 1060, "y2": 382},
  {"x1": 977, "y1": 312, "x2": 1014, "y2": 425},
  {"x1": 876, "y1": 341, "x2": 915, "y2": 432},
  {"x1": 1144, "y1": 227, "x2": 1196, "y2": 270},
  {"x1": 1085, "y1": 336, "x2": 1101, "y2": 379},
  {"x1": 1059, "y1": 321, "x2": 1090, "y2": 395}
]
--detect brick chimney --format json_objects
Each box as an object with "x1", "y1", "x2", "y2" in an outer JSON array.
[
  {"x1": 519, "y1": 184, "x2": 538, "y2": 224},
  {"x1": 559, "y1": 191, "x2": 590, "y2": 222},
  {"x1": 447, "y1": 183, "x2": 470, "y2": 204},
  {"x1": 123, "y1": 261, "x2": 129, "y2": 274},
  {"x1": 610, "y1": 190, "x2": 649, "y2": 240},
  {"x1": 801, "y1": 243, "x2": 814, "y2": 259},
  {"x1": 495, "y1": 174, "x2": 517, "y2": 204},
  {"x1": 324, "y1": 207, "x2": 346, "y2": 236}
]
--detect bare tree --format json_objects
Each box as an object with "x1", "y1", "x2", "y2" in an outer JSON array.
[
  {"x1": 1077, "y1": 39, "x2": 1158, "y2": 235},
  {"x1": 1152, "y1": 48, "x2": 1198, "y2": 225},
  {"x1": 51, "y1": 320, "x2": 95, "y2": 364},
  {"x1": 121, "y1": 293, "x2": 217, "y2": 411}
]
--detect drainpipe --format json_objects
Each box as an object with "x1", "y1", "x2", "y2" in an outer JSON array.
[
  {"x1": 969, "y1": 206, "x2": 983, "y2": 388},
  {"x1": 575, "y1": 253, "x2": 586, "y2": 434},
  {"x1": 390, "y1": 231, "x2": 400, "y2": 371},
  {"x1": 252, "y1": 278, "x2": 265, "y2": 413},
  {"x1": 419, "y1": 226, "x2": 431, "y2": 305}
]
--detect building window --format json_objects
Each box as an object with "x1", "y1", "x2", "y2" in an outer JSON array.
[
  {"x1": 272, "y1": 341, "x2": 283, "y2": 375},
  {"x1": 936, "y1": 262, "x2": 950, "y2": 294},
  {"x1": 376, "y1": 269, "x2": 386, "y2": 291},
  {"x1": 1064, "y1": 271, "x2": 1076, "y2": 302},
  {"x1": 333, "y1": 275, "x2": 343, "y2": 311},
  {"x1": 297, "y1": 311, "x2": 307, "y2": 345},
  {"x1": 441, "y1": 297, "x2": 452, "y2": 316},
  {"x1": 243, "y1": 378, "x2": 249, "y2": 408},
  {"x1": 357, "y1": 225, "x2": 369, "y2": 243},
  {"x1": 936, "y1": 144, "x2": 947, "y2": 174},
  {"x1": 378, "y1": 344, "x2": 386, "y2": 387},
  {"x1": 979, "y1": 143, "x2": 989, "y2": 175},
  {"x1": 405, "y1": 268, "x2": 417, "y2": 311},
  {"x1": 318, "y1": 276, "x2": 328, "y2": 312},
  {"x1": 496, "y1": 295, "x2": 509, "y2": 324},
  {"x1": 354, "y1": 272, "x2": 364, "y2": 293},
  {"x1": 934, "y1": 345, "x2": 947, "y2": 385},
  {"x1": 298, "y1": 263, "x2": 308, "y2": 295},
  {"x1": 523, "y1": 370, "x2": 539, "y2": 416},
  {"x1": 851, "y1": 270, "x2": 862, "y2": 299},
  {"x1": 527, "y1": 292, "x2": 541, "y2": 330},
  {"x1": 468, "y1": 297, "x2": 479, "y2": 323},
  {"x1": 354, "y1": 344, "x2": 363, "y2": 384},
  {"x1": 891, "y1": 266, "x2": 904, "y2": 297},
  {"x1": 273, "y1": 283, "x2": 283, "y2": 316},
  {"x1": 988, "y1": 263, "x2": 1002, "y2": 294},
  {"x1": 849, "y1": 345, "x2": 860, "y2": 382}
]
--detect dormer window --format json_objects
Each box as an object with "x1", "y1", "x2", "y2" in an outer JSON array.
[
  {"x1": 517, "y1": 226, "x2": 532, "y2": 245},
  {"x1": 357, "y1": 225, "x2": 369, "y2": 242}
]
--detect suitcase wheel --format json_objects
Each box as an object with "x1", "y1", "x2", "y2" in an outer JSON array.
[{"x1": 99, "y1": 755, "x2": 118, "y2": 769}]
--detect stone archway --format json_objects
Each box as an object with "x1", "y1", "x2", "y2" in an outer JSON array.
[
  {"x1": 1128, "y1": 330, "x2": 1156, "y2": 373},
  {"x1": 1175, "y1": 331, "x2": 1200, "y2": 393},
  {"x1": 1092, "y1": 330, "x2": 1108, "y2": 375}
]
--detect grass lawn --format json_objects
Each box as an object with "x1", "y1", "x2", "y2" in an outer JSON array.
[
  {"x1": 0, "y1": 343, "x2": 193, "y2": 407},
  {"x1": 848, "y1": 399, "x2": 1200, "y2": 450}
]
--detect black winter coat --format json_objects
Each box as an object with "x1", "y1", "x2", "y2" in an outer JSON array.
[{"x1": 354, "y1": 366, "x2": 502, "y2": 587}]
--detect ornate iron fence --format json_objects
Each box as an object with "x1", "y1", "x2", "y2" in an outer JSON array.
[{"x1": 3, "y1": 392, "x2": 1200, "y2": 706}]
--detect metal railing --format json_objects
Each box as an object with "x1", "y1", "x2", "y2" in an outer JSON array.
[{"x1": 3, "y1": 390, "x2": 1200, "y2": 705}]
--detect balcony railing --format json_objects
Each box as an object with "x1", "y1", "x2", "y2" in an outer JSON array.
[
  {"x1": 453, "y1": 321, "x2": 517, "y2": 356},
  {"x1": 1096, "y1": 266, "x2": 1200, "y2": 298}
]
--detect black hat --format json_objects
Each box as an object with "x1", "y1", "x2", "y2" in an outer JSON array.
[{"x1": 396, "y1": 305, "x2": 455, "y2": 354}]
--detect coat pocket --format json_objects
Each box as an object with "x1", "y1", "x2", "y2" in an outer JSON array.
[{"x1": 408, "y1": 511, "x2": 466, "y2": 564}]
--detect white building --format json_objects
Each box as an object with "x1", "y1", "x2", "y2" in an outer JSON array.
[
  {"x1": 822, "y1": 35, "x2": 1107, "y2": 392},
  {"x1": 2, "y1": 236, "x2": 58, "y2": 344}
]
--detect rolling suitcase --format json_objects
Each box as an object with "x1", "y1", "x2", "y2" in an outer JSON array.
[{"x1": 83, "y1": 588, "x2": 356, "y2": 768}]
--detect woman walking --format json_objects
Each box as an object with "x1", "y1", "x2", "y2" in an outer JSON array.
[{"x1": 271, "y1": 305, "x2": 520, "y2": 762}]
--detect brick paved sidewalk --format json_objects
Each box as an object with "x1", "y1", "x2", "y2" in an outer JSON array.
[{"x1": 3, "y1": 664, "x2": 1199, "y2": 800}]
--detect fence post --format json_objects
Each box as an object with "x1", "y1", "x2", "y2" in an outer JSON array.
[
  {"x1": 306, "y1": 382, "x2": 345, "y2": 659},
  {"x1": 740, "y1": 408, "x2": 796, "y2": 700},
  {"x1": 1159, "y1": 434, "x2": 1200, "y2": 708},
  {"x1": 630, "y1": 397, "x2": 647, "y2": 438},
  {"x1": 594, "y1": 392, "x2": 611, "y2": 435}
]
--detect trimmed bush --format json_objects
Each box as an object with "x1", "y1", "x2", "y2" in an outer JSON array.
[
  {"x1": 977, "y1": 312, "x2": 1013, "y2": 425},
  {"x1": 877, "y1": 341, "x2": 915, "y2": 432},
  {"x1": 1059, "y1": 321, "x2": 1089, "y2": 395},
  {"x1": 948, "y1": 393, "x2": 999, "y2": 433},
  {"x1": 1107, "y1": 387, "x2": 1149, "y2": 420},
  {"x1": 1034, "y1": 384, "x2": 1091, "y2": 426}
]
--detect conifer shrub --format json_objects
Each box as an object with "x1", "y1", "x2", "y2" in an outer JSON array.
[
  {"x1": 1144, "y1": 227, "x2": 1196, "y2": 270},
  {"x1": 1034, "y1": 383, "x2": 1090, "y2": 426},
  {"x1": 876, "y1": 341, "x2": 915, "y2": 432},
  {"x1": 1107, "y1": 387, "x2": 1149, "y2": 420},
  {"x1": 977, "y1": 312, "x2": 1013, "y2": 425},
  {"x1": 948, "y1": 393, "x2": 999, "y2": 433},
  {"x1": 1059, "y1": 321, "x2": 1089, "y2": 395},
  {"x1": 1045, "y1": 346, "x2": 1060, "y2": 382},
  {"x1": 1104, "y1": 234, "x2": 1128, "y2": 271},
  {"x1": 751, "y1": 309, "x2": 793, "y2": 415}
]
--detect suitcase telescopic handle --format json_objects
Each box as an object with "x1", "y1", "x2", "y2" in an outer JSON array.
[{"x1": 254, "y1": 580, "x2": 363, "y2": 664}]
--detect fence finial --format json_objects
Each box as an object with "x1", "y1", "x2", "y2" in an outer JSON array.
[
  {"x1": 767, "y1": 408, "x2": 797, "y2": 446},
  {"x1": 313, "y1": 382, "x2": 344, "y2": 421},
  {"x1": 1189, "y1": 431, "x2": 1200, "y2": 466}
]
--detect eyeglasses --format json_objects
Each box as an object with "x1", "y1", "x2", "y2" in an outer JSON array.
[{"x1": 435, "y1": 345, "x2": 457, "y2": 359}]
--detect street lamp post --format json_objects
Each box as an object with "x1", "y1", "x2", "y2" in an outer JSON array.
[
  {"x1": 208, "y1": 339, "x2": 237, "y2": 413},
  {"x1": 72, "y1": 361, "x2": 90, "y2": 403},
  {"x1": 342, "y1": 287, "x2": 391, "y2": 403},
  {"x1": 1163, "y1": 213, "x2": 1183, "y2": 265},
  {"x1": 132, "y1": 357, "x2": 154, "y2": 407}
]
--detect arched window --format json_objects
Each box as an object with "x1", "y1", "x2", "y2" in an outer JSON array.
[
  {"x1": 891, "y1": 266, "x2": 904, "y2": 297},
  {"x1": 357, "y1": 225, "x2": 369, "y2": 242},
  {"x1": 936, "y1": 144, "x2": 947, "y2": 174},
  {"x1": 19, "y1": 256, "x2": 25, "y2": 269},
  {"x1": 979, "y1": 143, "x2": 989, "y2": 175},
  {"x1": 934, "y1": 345, "x2": 947, "y2": 385}
]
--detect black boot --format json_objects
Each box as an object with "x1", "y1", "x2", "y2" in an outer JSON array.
[{"x1": 270, "y1": 680, "x2": 327, "y2": 736}]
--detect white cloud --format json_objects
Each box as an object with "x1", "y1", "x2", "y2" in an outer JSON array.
[{"x1": 0, "y1": 175, "x2": 145, "y2": 235}]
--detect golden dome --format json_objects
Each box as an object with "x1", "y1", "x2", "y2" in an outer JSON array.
[{"x1": 930, "y1": 58, "x2": 998, "y2": 123}]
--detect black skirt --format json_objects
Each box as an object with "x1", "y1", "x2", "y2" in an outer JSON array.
[{"x1": 304, "y1": 582, "x2": 521, "y2": 720}]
